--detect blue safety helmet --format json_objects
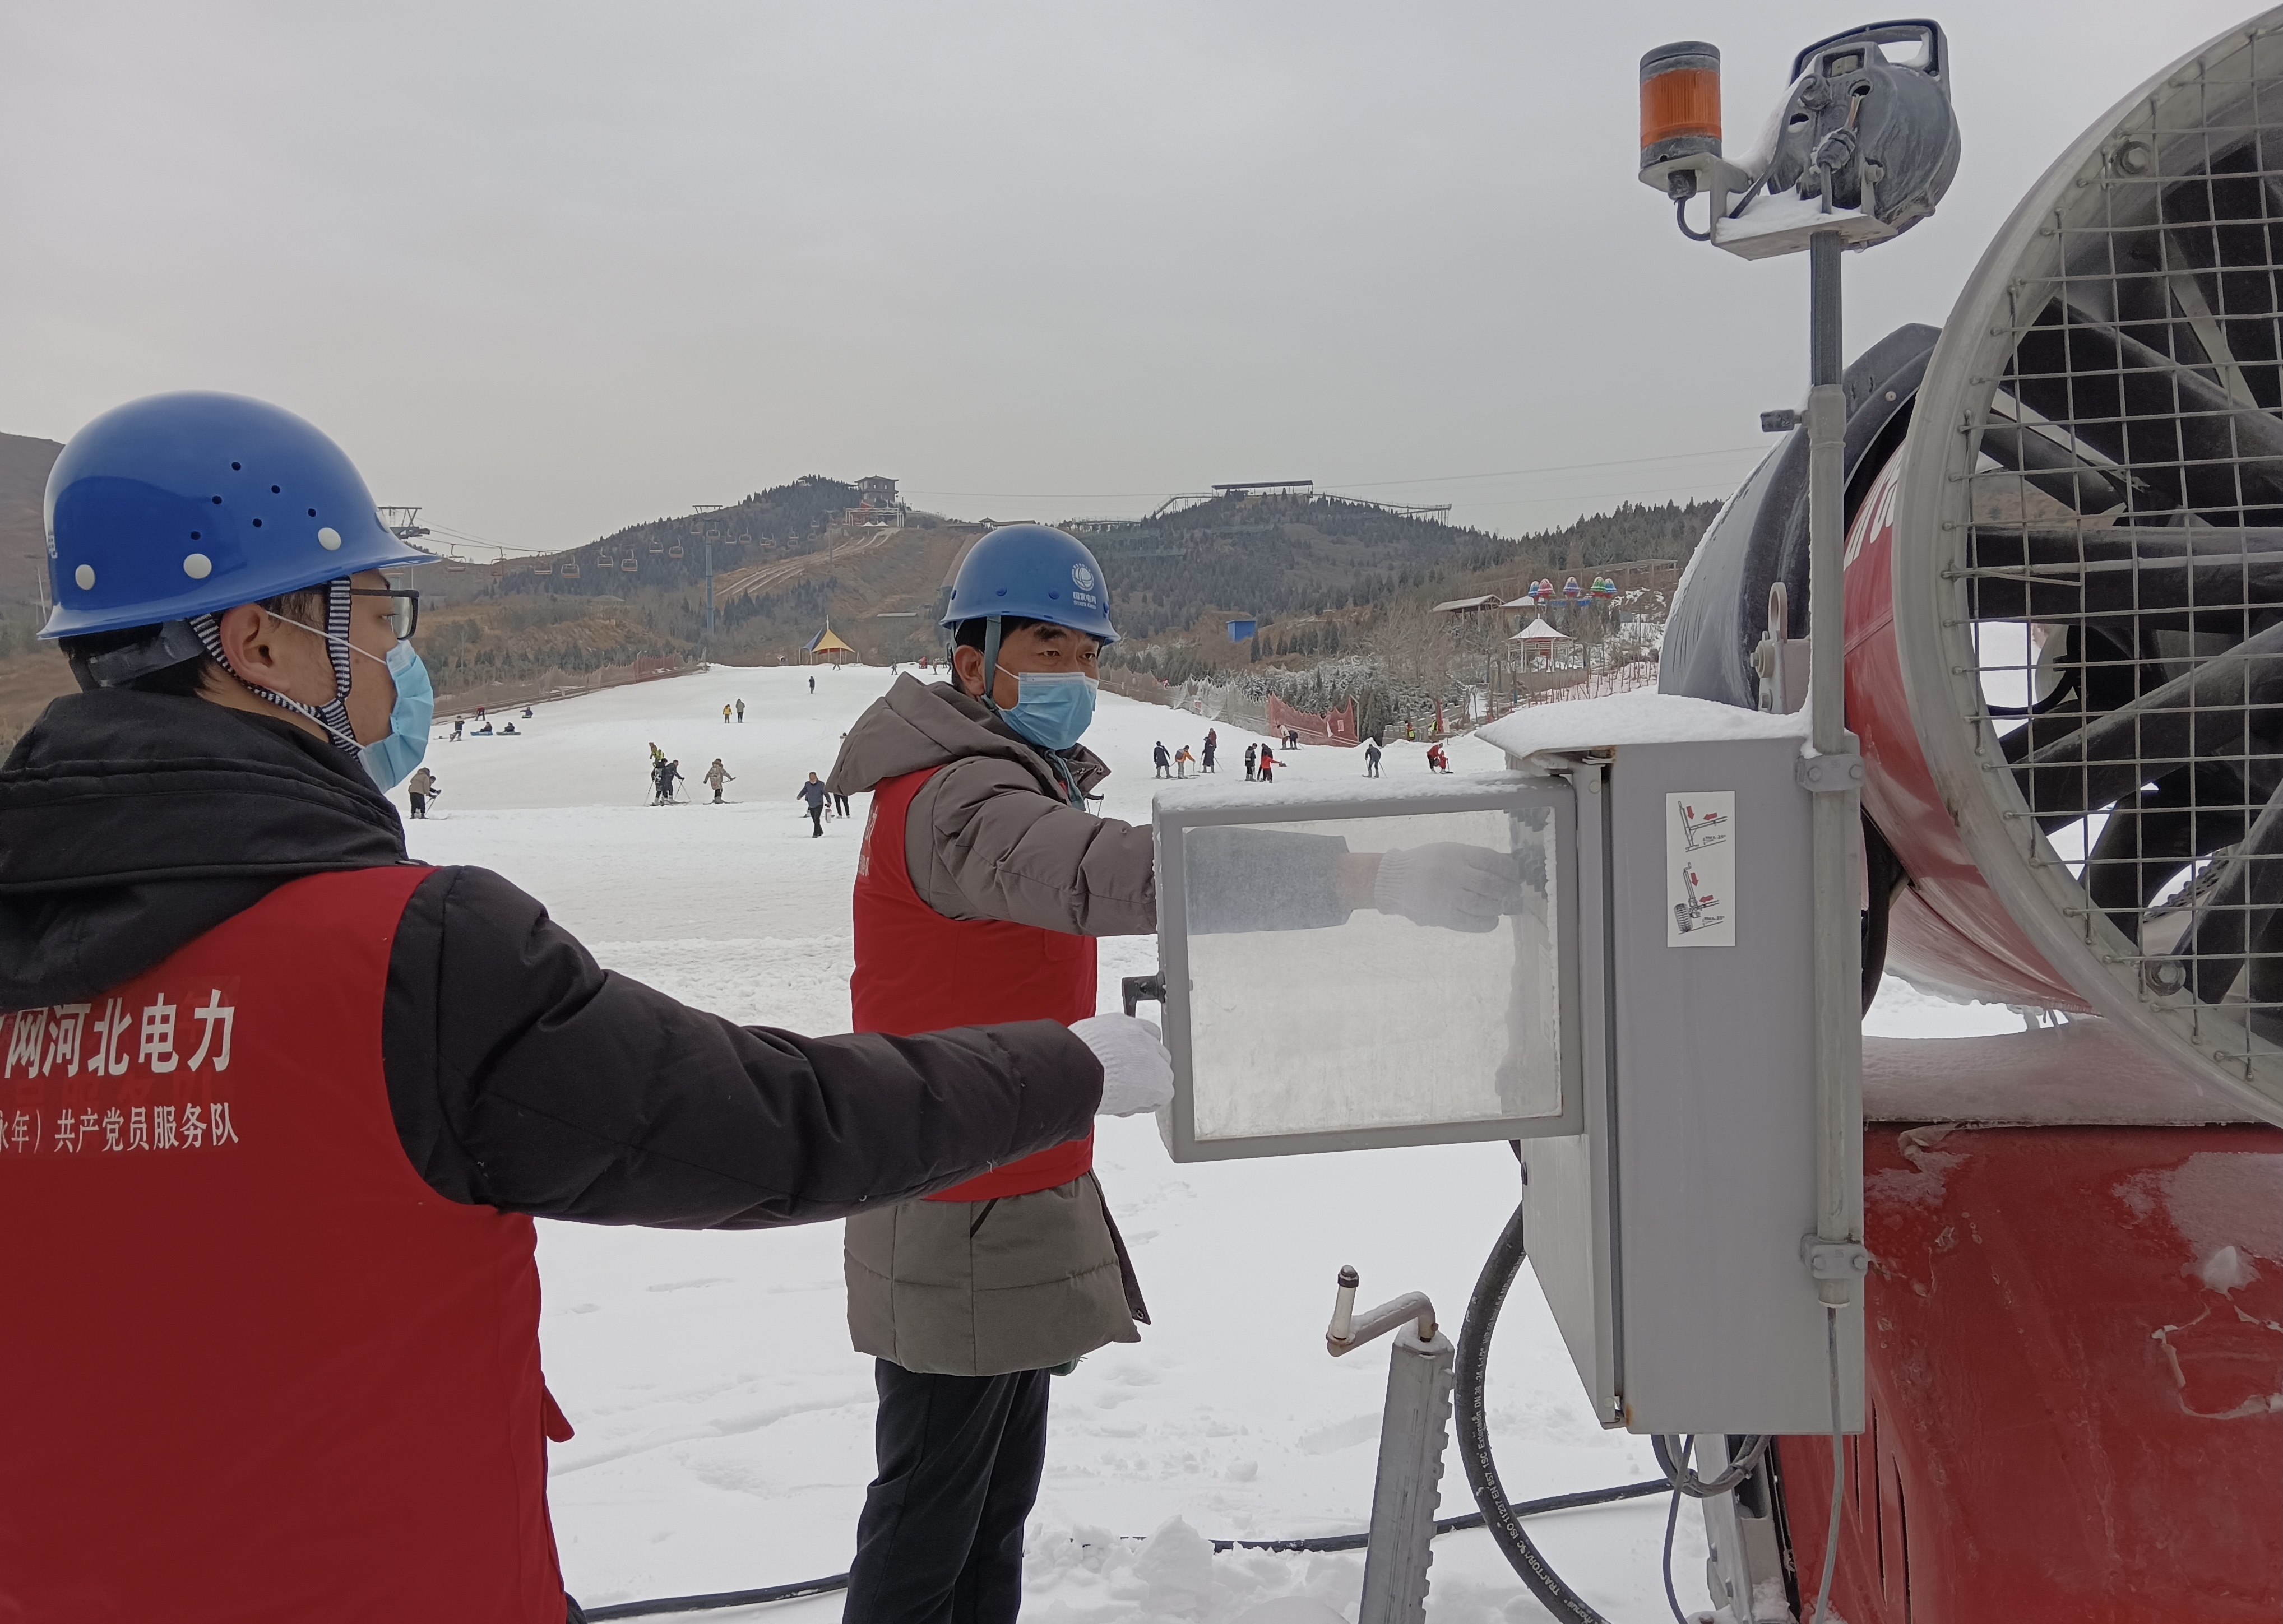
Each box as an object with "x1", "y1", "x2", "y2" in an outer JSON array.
[
  {"x1": 939, "y1": 524, "x2": 1120, "y2": 644},
  {"x1": 40, "y1": 391, "x2": 433, "y2": 641}
]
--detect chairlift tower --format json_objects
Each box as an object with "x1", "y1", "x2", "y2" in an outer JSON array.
[
  {"x1": 692, "y1": 507, "x2": 722, "y2": 646},
  {"x1": 376, "y1": 507, "x2": 430, "y2": 542}
]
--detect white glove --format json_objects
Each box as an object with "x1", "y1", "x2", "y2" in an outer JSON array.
[
  {"x1": 1373, "y1": 842, "x2": 1528, "y2": 933},
  {"x1": 1071, "y1": 1014, "x2": 1175, "y2": 1117}
]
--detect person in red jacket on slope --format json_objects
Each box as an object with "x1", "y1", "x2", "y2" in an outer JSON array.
[{"x1": 0, "y1": 395, "x2": 1171, "y2": 1624}]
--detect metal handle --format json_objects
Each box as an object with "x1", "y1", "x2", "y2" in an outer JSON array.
[
  {"x1": 1121, "y1": 974, "x2": 1166, "y2": 1018},
  {"x1": 1326, "y1": 1266, "x2": 1438, "y2": 1357}
]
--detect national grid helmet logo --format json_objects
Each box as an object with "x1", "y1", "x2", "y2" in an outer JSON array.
[{"x1": 1072, "y1": 564, "x2": 1095, "y2": 592}]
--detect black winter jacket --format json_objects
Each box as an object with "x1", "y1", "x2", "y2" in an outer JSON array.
[{"x1": 0, "y1": 690, "x2": 1101, "y2": 1225}]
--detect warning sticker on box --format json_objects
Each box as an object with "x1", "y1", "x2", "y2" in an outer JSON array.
[{"x1": 1666, "y1": 791, "x2": 1735, "y2": 948}]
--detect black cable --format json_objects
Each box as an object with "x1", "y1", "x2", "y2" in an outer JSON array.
[
  {"x1": 575, "y1": 1479, "x2": 1670, "y2": 1618},
  {"x1": 1652, "y1": 1431, "x2": 1772, "y2": 1498},
  {"x1": 1660, "y1": 1466, "x2": 1688, "y2": 1624},
  {"x1": 1214, "y1": 1479, "x2": 1667, "y2": 1553},
  {"x1": 1674, "y1": 193, "x2": 1714, "y2": 242},
  {"x1": 582, "y1": 1572, "x2": 849, "y2": 1621},
  {"x1": 1453, "y1": 1199, "x2": 1619, "y2": 1623}
]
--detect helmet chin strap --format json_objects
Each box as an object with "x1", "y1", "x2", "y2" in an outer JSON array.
[
  {"x1": 977, "y1": 616, "x2": 1005, "y2": 717},
  {"x1": 191, "y1": 578, "x2": 363, "y2": 755}
]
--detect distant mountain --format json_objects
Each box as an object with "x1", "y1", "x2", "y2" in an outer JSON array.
[
  {"x1": 0, "y1": 447, "x2": 1727, "y2": 738},
  {"x1": 1085, "y1": 491, "x2": 1717, "y2": 642}
]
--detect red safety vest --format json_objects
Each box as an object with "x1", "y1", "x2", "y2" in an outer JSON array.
[
  {"x1": 0, "y1": 866, "x2": 568, "y2": 1624},
  {"x1": 853, "y1": 768, "x2": 1095, "y2": 1200}
]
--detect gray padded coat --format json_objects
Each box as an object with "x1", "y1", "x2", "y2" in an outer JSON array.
[{"x1": 828, "y1": 677, "x2": 1156, "y2": 1375}]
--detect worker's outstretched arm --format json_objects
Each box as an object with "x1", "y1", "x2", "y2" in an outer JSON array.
[{"x1": 382, "y1": 866, "x2": 1100, "y2": 1228}]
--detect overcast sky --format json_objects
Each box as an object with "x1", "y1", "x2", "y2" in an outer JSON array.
[{"x1": 1, "y1": 2, "x2": 2262, "y2": 554}]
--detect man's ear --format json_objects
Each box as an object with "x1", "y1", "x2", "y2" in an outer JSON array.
[
  {"x1": 951, "y1": 644, "x2": 983, "y2": 697},
  {"x1": 210, "y1": 603, "x2": 279, "y2": 677}
]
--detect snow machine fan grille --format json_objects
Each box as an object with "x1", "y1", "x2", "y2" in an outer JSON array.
[{"x1": 1896, "y1": 10, "x2": 2283, "y2": 1116}]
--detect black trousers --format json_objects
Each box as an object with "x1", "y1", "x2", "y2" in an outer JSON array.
[
  {"x1": 809, "y1": 806, "x2": 825, "y2": 836},
  {"x1": 844, "y1": 1361, "x2": 1051, "y2": 1624}
]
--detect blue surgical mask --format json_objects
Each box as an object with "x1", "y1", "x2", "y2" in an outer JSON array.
[
  {"x1": 360, "y1": 641, "x2": 434, "y2": 790},
  {"x1": 996, "y1": 669, "x2": 1097, "y2": 751}
]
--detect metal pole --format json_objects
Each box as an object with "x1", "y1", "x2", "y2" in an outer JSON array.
[
  {"x1": 1358, "y1": 1325, "x2": 1455, "y2": 1624},
  {"x1": 1804, "y1": 229, "x2": 1865, "y2": 1307},
  {"x1": 1324, "y1": 1272, "x2": 1452, "y2": 1624},
  {"x1": 705, "y1": 538, "x2": 715, "y2": 642}
]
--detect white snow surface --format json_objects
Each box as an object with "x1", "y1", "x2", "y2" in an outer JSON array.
[{"x1": 402, "y1": 665, "x2": 1975, "y2": 1622}]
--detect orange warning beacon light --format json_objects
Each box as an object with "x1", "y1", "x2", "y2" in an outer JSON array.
[{"x1": 1639, "y1": 40, "x2": 1721, "y2": 183}]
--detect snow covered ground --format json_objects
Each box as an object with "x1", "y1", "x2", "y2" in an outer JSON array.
[{"x1": 404, "y1": 663, "x2": 2021, "y2": 1622}]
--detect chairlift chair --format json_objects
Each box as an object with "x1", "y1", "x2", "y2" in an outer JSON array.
[
  {"x1": 620, "y1": 556, "x2": 638, "y2": 573},
  {"x1": 536, "y1": 562, "x2": 555, "y2": 577},
  {"x1": 444, "y1": 557, "x2": 467, "y2": 573},
  {"x1": 668, "y1": 544, "x2": 686, "y2": 560},
  {"x1": 559, "y1": 562, "x2": 580, "y2": 579}
]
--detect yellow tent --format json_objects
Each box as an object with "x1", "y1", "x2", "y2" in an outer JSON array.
[{"x1": 806, "y1": 623, "x2": 855, "y2": 665}]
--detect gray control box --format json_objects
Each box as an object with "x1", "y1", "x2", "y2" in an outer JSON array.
[
  {"x1": 1151, "y1": 695, "x2": 1863, "y2": 1436},
  {"x1": 1483, "y1": 695, "x2": 1861, "y2": 1435}
]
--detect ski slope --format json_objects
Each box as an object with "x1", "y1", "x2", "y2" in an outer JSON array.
[{"x1": 403, "y1": 663, "x2": 2018, "y2": 1622}]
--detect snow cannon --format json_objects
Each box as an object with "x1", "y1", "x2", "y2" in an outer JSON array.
[{"x1": 1652, "y1": 13, "x2": 2283, "y2": 1621}]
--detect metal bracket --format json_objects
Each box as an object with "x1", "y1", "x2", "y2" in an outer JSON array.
[
  {"x1": 1121, "y1": 975, "x2": 1166, "y2": 1017},
  {"x1": 1800, "y1": 1237, "x2": 1870, "y2": 1282},
  {"x1": 1760, "y1": 409, "x2": 1801, "y2": 433},
  {"x1": 1794, "y1": 753, "x2": 1864, "y2": 792}
]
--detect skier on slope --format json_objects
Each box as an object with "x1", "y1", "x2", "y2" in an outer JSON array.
[
  {"x1": 825, "y1": 525, "x2": 1530, "y2": 1624},
  {"x1": 406, "y1": 763, "x2": 437, "y2": 817},
  {"x1": 798, "y1": 771, "x2": 829, "y2": 836},
  {"x1": 1152, "y1": 740, "x2": 1170, "y2": 778},
  {"x1": 0, "y1": 394, "x2": 1171, "y2": 1624},
  {"x1": 1365, "y1": 739, "x2": 1383, "y2": 778},
  {"x1": 703, "y1": 758, "x2": 734, "y2": 803},
  {"x1": 1244, "y1": 741, "x2": 1258, "y2": 781}
]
